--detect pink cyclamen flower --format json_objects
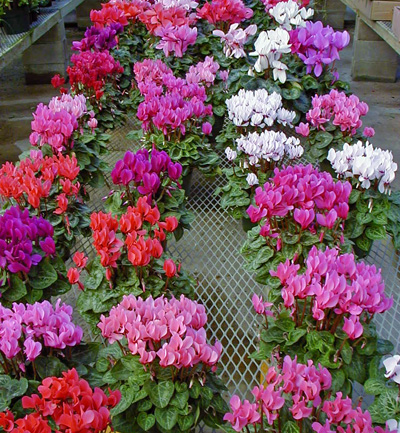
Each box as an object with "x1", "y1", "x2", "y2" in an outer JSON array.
[
  {"x1": 363, "y1": 126, "x2": 375, "y2": 137},
  {"x1": 342, "y1": 316, "x2": 363, "y2": 340},
  {"x1": 202, "y1": 122, "x2": 213, "y2": 135},
  {"x1": 295, "y1": 122, "x2": 310, "y2": 137},
  {"x1": 23, "y1": 338, "x2": 42, "y2": 361},
  {"x1": 252, "y1": 294, "x2": 274, "y2": 316},
  {"x1": 294, "y1": 208, "x2": 315, "y2": 229},
  {"x1": 223, "y1": 395, "x2": 261, "y2": 432}
]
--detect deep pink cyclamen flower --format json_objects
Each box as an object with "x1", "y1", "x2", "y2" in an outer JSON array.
[
  {"x1": 223, "y1": 395, "x2": 261, "y2": 432},
  {"x1": 293, "y1": 208, "x2": 315, "y2": 229}
]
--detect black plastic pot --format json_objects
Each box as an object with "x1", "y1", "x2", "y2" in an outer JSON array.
[
  {"x1": 241, "y1": 216, "x2": 257, "y2": 233},
  {"x1": 29, "y1": 8, "x2": 39, "y2": 23},
  {"x1": 3, "y1": 5, "x2": 30, "y2": 34},
  {"x1": 182, "y1": 171, "x2": 194, "y2": 197}
]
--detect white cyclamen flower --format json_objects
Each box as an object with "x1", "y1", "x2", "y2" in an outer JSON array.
[
  {"x1": 249, "y1": 28, "x2": 291, "y2": 81},
  {"x1": 225, "y1": 147, "x2": 237, "y2": 161},
  {"x1": 328, "y1": 140, "x2": 397, "y2": 194},
  {"x1": 269, "y1": 0, "x2": 314, "y2": 31},
  {"x1": 384, "y1": 355, "x2": 400, "y2": 383},
  {"x1": 246, "y1": 173, "x2": 259, "y2": 186}
]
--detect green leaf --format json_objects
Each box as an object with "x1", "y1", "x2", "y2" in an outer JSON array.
[
  {"x1": 29, "y1": 259, "x2": 57, "y2": 290},
  {"x1": 341, "y1": 340, "x2": 353, "y2": 365},
  {"x1": 155, "y1": 406, "x2": 179, "y2": 430},
  {"x1": 376, "y1": 388, "x2": 400, "y2": 420},
  {"x1": 177, "y1": 414, "x2": 195, "y2": 431},
  {"x1": 377, "y1": 338, "x2": 394, "y2": 355},
  {"x1": 364, "y1": 378, "x2": 387, "y2": 395},
  {"x1": 137, "y1": 399, "x2": 152, "y2": 412},
  {"x1": 254, "y1": 246, "x2": 274, "y2": 266},
  {"x1": 314, "y1": 131, "x2": 333, "y2": 149},
  {"x1": 110, "y1": 384, "x2": 135, "y2": 416},
  {"x1": 330, "y1": 369, "x2": 345, "y2": 394},
  {"x1": 145, "y1": 380, "x2": 175, "y2": 408},
  {"x1": 3, "y1": 275, "x2": 27, "y2": 302},
  {"x1": 170, "y1": 389, "x2": 189, "y2": 410},
  {"x1": 286, "y1": 329, "x2": 307, "y2": 346},
  {"x1": 121, "y1": 354, "x2": 144, "y2": 372},
  {"x1": 138, "y1": 413, "x2": 156, "y2": 431},
  {"x1": 283, "y1": 421, "x2": 300, "y2": 433},
  {"x1": 348, "y1": 353, "x2": 366, "y2": 384},
  {"x1": 34, "y1": 356, "x2": 68, "y2": 379},
  {"x1": 365, "y1": 224, "x2": 386, "y2": 240}
]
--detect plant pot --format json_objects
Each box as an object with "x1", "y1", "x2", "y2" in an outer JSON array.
[
  {"x1": 241, "y1": 216, "x2": 257, "y2": 232},
  {"x1": 182, "y1": 171, "x2": 194, "y2": 197},
  {"x1": 210, "y1": 115, "x2": 225, "y2": 143},
  {"x1": 29, "y1": 8, "x2": 38, "y2": 23},
  {"x1": 3, "y1": 5, "x2": 30, "y2": 34}
]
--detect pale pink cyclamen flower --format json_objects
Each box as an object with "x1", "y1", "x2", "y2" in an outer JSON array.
[
  {"x1": 155, "y1": 24, "x2": 197, "y2": 57},
  {"x1": 213, "y1": 23, "x2": 257, "y2": 58},
  {"x1": 295, "y1": 122, "x2": 310, "y2": 136},
  {"x1": 363, "y1": 126, "x2": 375, "y2": 137}
]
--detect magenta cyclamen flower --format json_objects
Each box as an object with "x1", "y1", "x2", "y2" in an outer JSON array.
[
  {"x1": 98, "y1": 295, "x2": 222, "y2": 369},
  {"x1": 111, "y1": 148, "x2": 183, "y2": 195},
  {"x1": 0, "y1": 206, "x2": 55, "y2": 274},
  {"x1": 271, "y1": 246, "x2": 393, "y2": 339},
  {"x1": 246, "y1": 164, "x2": 351, "y2": 246},
  {"x1": 290, "y1": 21, "x2": 350, "y2": 77},
  {"x1": 224, "y1": 395, "x2": 261, "y2": 431},
  {"x1": 135, "y1": 59, "x2": 212, "y2": 136}
]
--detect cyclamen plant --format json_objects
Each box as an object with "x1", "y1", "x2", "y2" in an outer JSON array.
[
  {"x1": 0, "y1": 150, "x2": 91, "y2": 259},
  {"x1": 0, "y1": 300, "x2": 82, "y2": 378},
  {"x1": 222, "y1": 355, "x2": 391, "y2": 433},
  {"x1": 216, "y1": 129, "x2": 303, "y2": 221},
  {"x1": 29, "y1": 93, "x2": 110, "y2": 188},
  {"x1": 70, "y1": 197, "x2": 195, "y2": 329},
  {"x1": 328, "y1": 140, "x2": 400, "y2": 256},
  {"x1": 0, "y1": 206, "x2": 70, "y2": 305},
  {"x1": 0, "y1": 368, "x2": 121, "y2": 433},
  {"x1": 105, "y1": 148, "x2": 194, "y2": 240},
  {"x1": 133, "y1": 58, "x2": 219, "y2": 176},
  {"x1": 251, "y1": 245, "x2": 393, "y2": 396},
  {"x1": 297, "y1": 89, "x2": 373, "y2": 164},
  {"x1": 240, "y1": 164, "x2": 352, "y2": 286},
  {"x1": 95, "y1": 294, "x2": 227, "y2": 433}
]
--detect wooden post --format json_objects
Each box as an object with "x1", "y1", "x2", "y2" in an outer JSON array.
[
  {"x1": 76, "y1": 0, "x2": 102, "y2": 29},
  {"x1": 351, "y1": 14, "x2": 399, "y2": 81},
  {"x1": 22, "y1": 19, "x2": 68, "y2": 85}
]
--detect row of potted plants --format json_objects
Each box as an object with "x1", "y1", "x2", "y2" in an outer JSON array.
[{"x1": 0, "y1": 0, "x2": 399, "y2": 431}]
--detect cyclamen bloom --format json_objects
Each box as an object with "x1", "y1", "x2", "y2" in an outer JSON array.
[
  {"x1": 250, "y1": 28, "x2": 292, "y2": 83},
  {"x1": 383, "y1": 355, "x2": 400, "y2": 384},
  {"x1": 186, "y1": 56, "x2": 220, "y2": 86},
  {"x1": 213, "y1": 24, "x2": 257, "y2": 59},
  {"x1": 135, "y1": 59, "x2": 212, "y2": 135},
  {"x1": 197, "y1": 0, "x2": 253, "y2": 25},
  {"x1": 302, "y1": 90, "x2": 370, "y2": 136},
  {"x1": 290, "y1": 21, "x2": 350, "y2": 77},
  {"x1": 67, "y1": 50, "x2": 123, "y2": 99},
  {"x1": 0, "y1": 300, "x2": 82, "y2": 363},
  {"x1": 226, "y1": 89, "x2": 296, "y2": 128},
  {"x1": 19, "y1": 368, "x2": 120, "y2": 433},
  {"x1": 98, "y1": 294, "x2": 222, "y2": 369},
  {"x1": 225, "y1": 356, "x2": 331, "y2": 431},
  {"x1": 235, "y1": 130, "x2": 303, "y2": 166},
  {"x1": 247, "y1": 164, "x2": 352, "y2": 246},
  {"x1": 271, "y1": 246, "x2": 392, "y2": 337},
  {"x1": 0, "y1": 206, "x2": 55, "y2": 274},
  {"x1": 72, "y1": 23, "x2": 123, "y2": 52},
  {"x1": 328, "y1": 141, "x2": 397, "y2": 193},
  {"x1": 260, "y1": 0, "x2": 310, "y2": 11},
  {"x1": 111, "y1": 148, "x2": 182, "y2": 193},
  {"x1": 155, "y1": 24, "x2": 197, "y2": 57},
  {"x1": 269, "y1": 0, "x2": 314, "y2": 30}
]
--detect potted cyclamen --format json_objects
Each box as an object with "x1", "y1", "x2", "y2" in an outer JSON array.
[
  {"x1": 105, "y1": 148, "x2": 194, "y2": 241},
  {"x1": 251, "y1": 245, "x2": 393, "y2": 397},
  {"x1": 94, "y1": 294, "x2": 227, "y2": 433},
  {"x1": 221, "y1": 354, "x2": 390, "y2": 433},
  {"x1": 215, "y1": 88, "x2": 302, "y2": 228},
  {"x1": 0, "y1": 206, "x2": 70, "y2": 304},
  {"x1": 328, "y1": 140, "x2": 399, "y2": 257},
  {"x1": 133, "y1": 59, "x2": 220, "y2": 180},
  {"x1": 0, "y1": 368, "x2": 121, "y2": 433},
  {"x1": 240, "y1": 164, "x2": 352, "y2": 287},
  {"x1": 68, "y1": 197, "x2": 196, "y2": 330}
]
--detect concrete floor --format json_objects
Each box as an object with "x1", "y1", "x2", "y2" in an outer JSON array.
[{"x1": 0, "y1": 15, "x2": 399, "y2": 186}]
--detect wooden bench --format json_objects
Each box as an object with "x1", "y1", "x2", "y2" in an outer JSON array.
[
  {"x1": 0, "y1": 0, "x2": 84, "y2": 83},
  {"x1": 334, "y1": 0, "x2": 400, "y2": 81}
]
